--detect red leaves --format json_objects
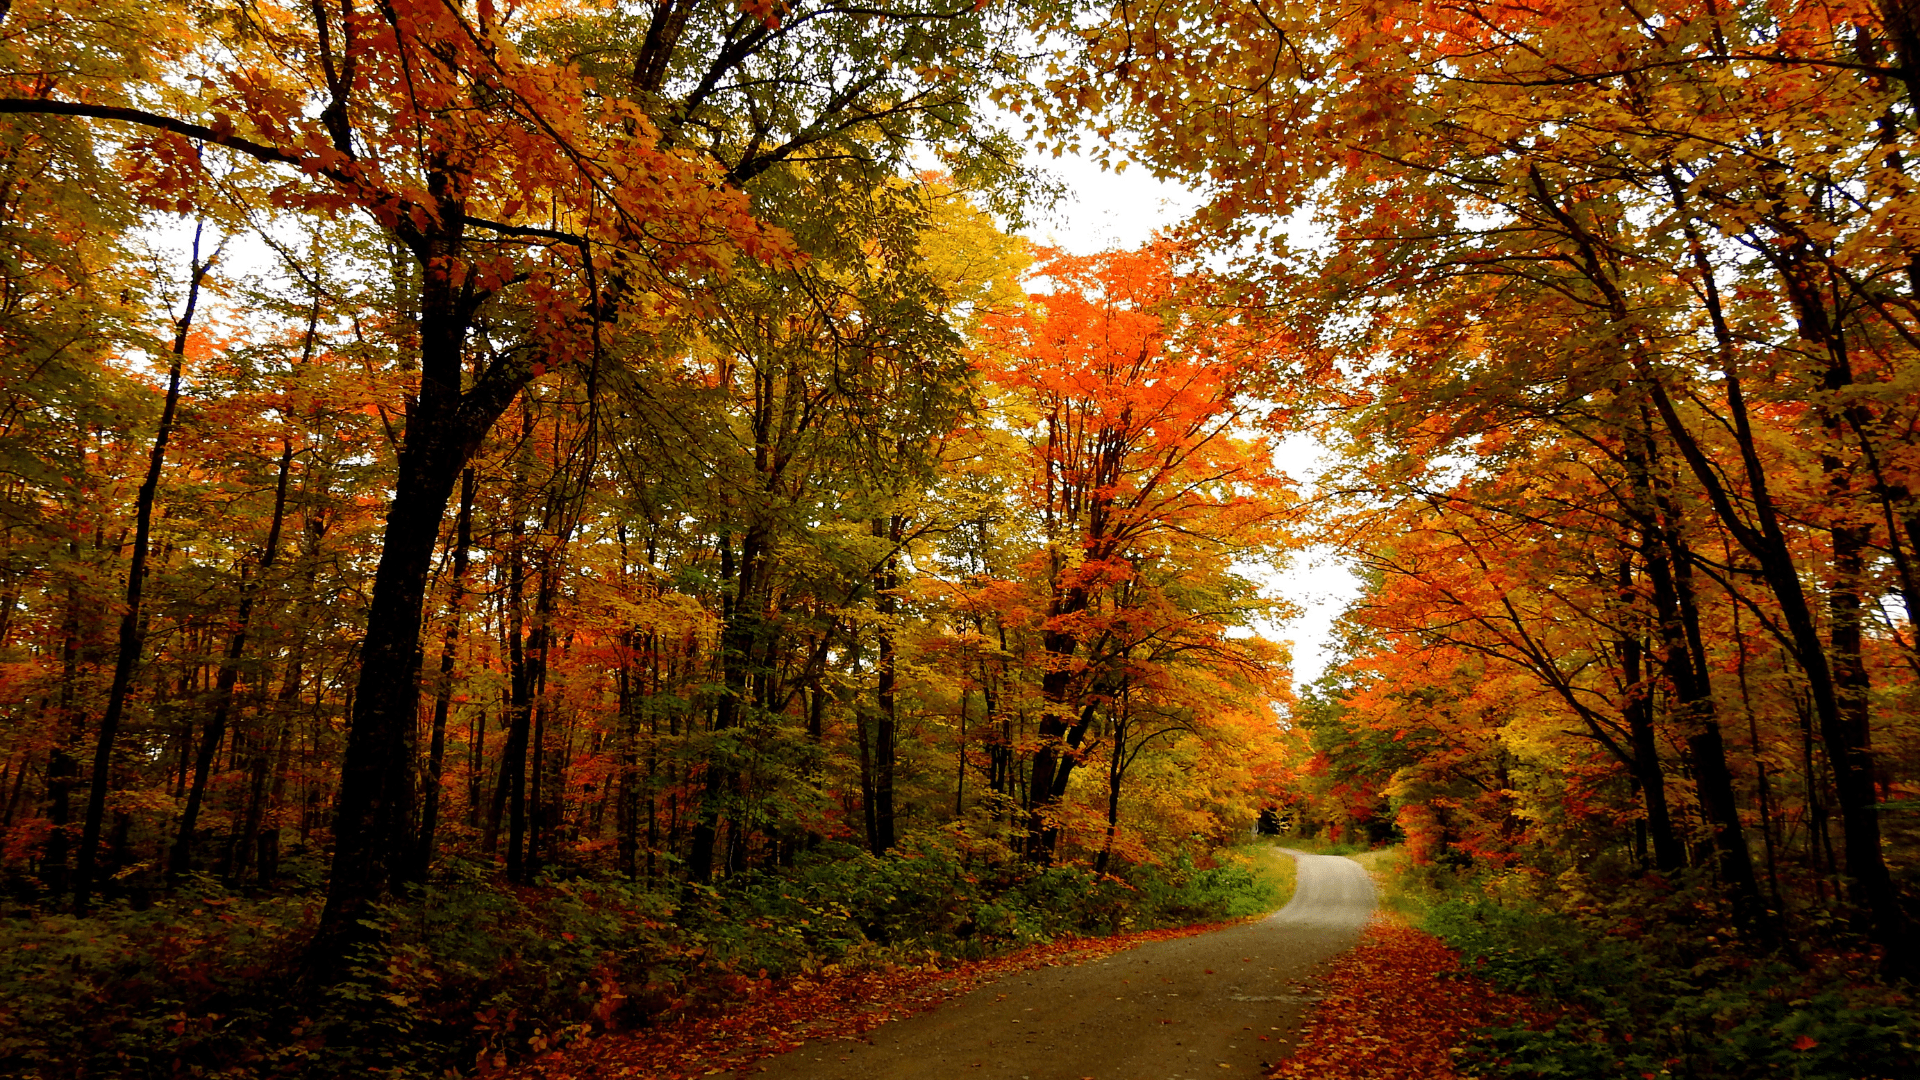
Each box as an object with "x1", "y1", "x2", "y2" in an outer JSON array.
[{"x1": 1268, "y1": 916, "x2": 1552, "y2": 1080}]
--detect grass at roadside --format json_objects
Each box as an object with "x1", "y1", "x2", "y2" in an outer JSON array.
[
  {"x1": 1228, "y1": 839, "x2": 1299, "y2": 911},
  {"x1": 1347, "y1": 846, "x2": 1433, "y2": 921}
]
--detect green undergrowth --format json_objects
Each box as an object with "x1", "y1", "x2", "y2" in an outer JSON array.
[
  {"x1": 1347, "y1": 846, "x2": 1432, "y2": 922},
  {"x1": 1376, "y1": 859, "x2": 1920, "y2": 1080},
  {"x1": 0, "y1": 838, "x2": 1273, "y2": 1078},
  {"x1": 1274, "y1": 834, "x2": 1371, "y2": 857},
  {"x1": 1227, "y1": 838, "x2": 1299, "y2": 911}
]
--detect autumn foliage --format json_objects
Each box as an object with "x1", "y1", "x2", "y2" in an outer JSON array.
[
  {"x1": 10, "y1": 0, "x2": 1920, "y2": 1076},
  {"x1": 1048, "y1": 0, "x2": 1920, "y2": 988},
  {"x1": 0, "y1": 0, "x2": 1311, "y2": 1074}
]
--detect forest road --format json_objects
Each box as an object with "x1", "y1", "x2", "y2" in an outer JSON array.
[{"x1": 734, "y1": 850, "x2": 1375, "y2": 1080}]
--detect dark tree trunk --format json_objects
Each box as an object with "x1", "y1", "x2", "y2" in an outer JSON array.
[
  {"x1": 171, "y1": 440, "x2": 293, "y2": 879},
  {"x1": 856, "y1": 692, "x2": 878, "y2": 855},
  {"x1": 411, "y1": 467, "x2": 476, "y2": 882},
  {"x1": 1096, "y1": 694, "x2": 1129, "y2": 877},
  {"x1": 955, "y1": 687, "x2": 968, "y2": 819},
  {"x1": 74, "y1": 230, "x2": 209, "y2": 914},
  {"x1": 1619, "y1": 624, "x2": 1683, "y2": 873},
  {"x1": 528, "y1": 556, "x2": 565, "y2": 871},
  {"x1": 500, "y1": 500, "x2": 535, "y2": 882},
  {"x1": 869, "y1": 514, "x2": 901, "y2": 855},
  {"x1": 691, "y1": 530, "x2": 757, "y2": 882},
  {"x1": 1617, "y1": 389, "x2": 1766, "y2": 929},
  {"x1": 527, "y1": 639, "x2": 551, "y2": 875},
  {"x1": 2, "y1": 747, "x2": 31, "y2": 830},
  {"x1": 1798, "y1": 692, "x2": 1838, "y2": 897},
  {"x1": 1647, "y1": 169, "x2": 1915, "y2": 972},
  {"x1": 1025, "y1": 639, "x2": 1077, "y2": 864},
  {"x1": 312, "y1": 198, "x2": 535, "y2": 972},
  {"x1": 1646, "y1": 522, "x2": 1769, "y2": 935},
  {"x1": 617, "y1": 626, "x2": 639, "y2": 880},
  {"x1": 41, "y1": 548, "x2": 85, "y2": 895},
  {"x1": 646, "y1": 637, "x2": 664, "y2": 879},
  {"x1": 1731, "y1": 603, "x2": 1785, "y2": 912},
  {"x1": 466, "y1": 701, "x2": 485, "y2": 831}
]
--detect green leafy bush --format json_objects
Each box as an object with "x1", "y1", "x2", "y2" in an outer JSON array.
[
  {"x1": 1125, "y1": 855, "x2": 1277, "y2": 924},
  {"x1": 1427, "y1": 888, "x2": 1920, "y2": 1080},
  {"x1": 0, "y1": 881, "x2": 314, "y2": 1078}
]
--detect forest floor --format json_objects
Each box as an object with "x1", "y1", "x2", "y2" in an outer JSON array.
[
  {"x1": 501, "y1": 849, "x2": 1373, "y2": 1080},
  {"x1": 1264, "y1": 913, "x2": 1551, "y2": 1080}
]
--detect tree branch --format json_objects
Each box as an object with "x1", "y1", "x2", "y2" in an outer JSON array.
[{"x1": 0, "y1": 99, "x2": 301, "y2": 169}]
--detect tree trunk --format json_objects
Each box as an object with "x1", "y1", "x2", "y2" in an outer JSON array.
[
  {"x1": 41, "y1": 557, "x2": 84, "y2": 896},
  {"x1": 691, "y1": 530, "x2": 757, "y2": 882},
  {"x1": 1097, "y1": 695, "x2": 1128, "y2": 876},
  {"x1": 617, "y1": 627, "x2": 639, "y2": 880},
  {"x1": 1025, "y1": 643, "x2": 1077, "y2": 864},
  {"x1": 171, "y1": 440, "x2": 294, "y2": 879},
  {"x1": 1619, "y1": 622, "x2": 1683, "y2": 873},
  {"x1": 411, "y1": 466, "x2": 476, "y2": 882},
  {"x1": 500, "y1": 497, "x2": 535, "y2": 882},
  {"x1": 312, "y1": 201, "x2": 535, "y2": 972},
  {"x1": 1647, "y1": 520, "x2": 1769, "y2": 935},
  {"x1": 1616, "y1": 385, "x2": 1766, "y2": 930},
  {"x1": 1650, "y1": 169, "x2": 1915, "y2": 972},
  {"x1": 856, "y1": 694, "x2": 878, "y2": 854},
  {"x1": 869, "y1": 514, "x2": 901, "y2": 855},
  {"x1": 74, "y1": 229, "x2": 209, "y2": 913},
  {"x1": 1731, "y1": 601, "x2": 1785, "y2": 913}
]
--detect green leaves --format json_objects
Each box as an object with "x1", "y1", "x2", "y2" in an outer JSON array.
[{"x1": 1429, "y1": 892, "x2": 1920, "y2": 1080}]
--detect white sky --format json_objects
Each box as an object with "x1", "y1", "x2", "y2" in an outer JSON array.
[{"x1": 1017, "y1": 152, "x2": 1363, "y2": 692}]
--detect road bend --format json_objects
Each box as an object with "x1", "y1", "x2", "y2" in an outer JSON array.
[{"x1": 736, "y1": 849, "x2": 1375, "y2": 1080}]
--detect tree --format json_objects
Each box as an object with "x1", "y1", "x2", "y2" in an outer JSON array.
[{"x1": 979, "y1": 239, "x2": 1293, "y2": 860}]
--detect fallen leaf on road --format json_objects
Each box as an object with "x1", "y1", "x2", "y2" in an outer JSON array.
[{"x1": 1267, "y1": 914, "x2": 1552, "y2": 1080}]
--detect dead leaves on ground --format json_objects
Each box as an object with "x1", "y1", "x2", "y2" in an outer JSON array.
[{"x1": 1268, "y1": 915, "x2": 1551, "y2": 1080}]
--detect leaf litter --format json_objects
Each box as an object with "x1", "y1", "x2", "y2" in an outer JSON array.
[
  {"x1": 1267, "y1": 914, "x2": 1552, "y2": 1080},
  {"x1": 498, "y1": 919, "x2": 1243, "y2": 1079}
]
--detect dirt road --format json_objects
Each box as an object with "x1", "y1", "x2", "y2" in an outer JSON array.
[{"x1": 735, "y1": 850, "x2": 1375, "y2": 1080}]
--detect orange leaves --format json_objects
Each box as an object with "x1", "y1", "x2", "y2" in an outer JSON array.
[
  {"x1": 1268, "y1": 916, "x2": 1552, "y2": 1080},
  {"x1": 120, "y1": 131, "x2": 206, "y2": 214},
  {"x1": 734, "y1": 0, "x2": 787, "y2": 29},
  {"x1": 29, "y1": 0, "x2": 788, "y2": 325},
  {"x1": 978, "y1": 239, "x2": 1293, "y2": 564}
]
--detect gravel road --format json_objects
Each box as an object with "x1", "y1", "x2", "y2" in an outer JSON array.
[{"x1": 735, "y1": 849, "x2": 1375, "y2": 1080}]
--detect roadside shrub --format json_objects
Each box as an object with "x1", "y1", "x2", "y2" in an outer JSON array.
[
  {"x1": 0, "y1": 881, "x2": 313, "y2": 1078},
  {"x1": 317, "y1": 862, "x2": 688, "y2": 1073},
  {"x1": 1427, "y1": 887, "x2": 1920, "y2": 1080},
  {"x1": 1126, "y1": 854, "x2": 1276, "y2": 924}
]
